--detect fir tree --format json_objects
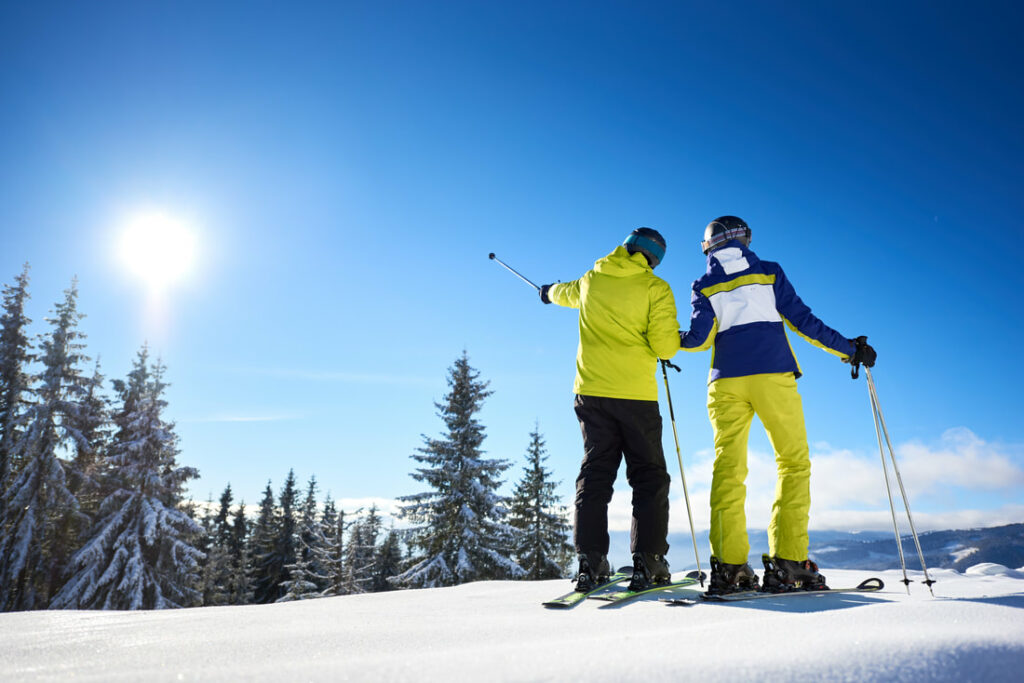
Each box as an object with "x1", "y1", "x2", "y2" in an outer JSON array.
[
  {"x1": 271, "y1": 470, "x2": 299, "y2": 599},
  {"x1": 52, "y1": 361, "x2": 112, "y2": 607},
  {"x1": 0, "y1": 281, "x2": 90, "y2": 610},
  {"x1": 227, "y1": 500, "x2": 252, "y2": 605},
  {"x1": 319, "y1": 498, "x2": 355, "y2": 597},
  {"x1": 276, "y1": 559, "x2": 320, "y2": 602},
  {"x1": 64, "y1": 360, "x2": 111, "y2": 520},
  {"x1": 342, "y1": 507, "x2": 380, "y2": 594},
  {"x1": 393, "y1": 352, "x2": 524, "y2": 588},
  {"x1": 372, "y1": 526, "x2": 402, "y2": 592},
  {"x1": 0, "y1": 263, "x2": 33, "y2": 492},
  {"x1": 250, "y1": 470, "x2": 299, "y2": 603},
  {"x1": 279, "y1": 476, "x2": 327, "y2": 601},
  {"x1": 200, "y1": 485, "x2": 235, "y2": 606},
  {"x1": 507, "y1": 426, "x2": 573, "y2": 579},
  {"x1": 248, "y1": 481, "x2": 278, "y2": 604},
  {"x1": 50, "y1": 347, "x2": 203, "y2": 610}
]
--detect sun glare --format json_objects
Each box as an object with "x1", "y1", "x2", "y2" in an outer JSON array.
[{"x1": 118, "y1": 212, "x2": 198, "y2": 290}]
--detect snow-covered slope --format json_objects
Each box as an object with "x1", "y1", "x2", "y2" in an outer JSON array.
[{"x1": 3, "y1": 566, "x2": 1024, "y2": 682}]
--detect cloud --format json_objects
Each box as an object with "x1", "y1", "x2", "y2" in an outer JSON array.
[
  {"x1": 809, "y1": 504, "x2": 1024, "y2": 532},
  {"x1": 603, "y1": 428, "x2": 1024, "y2": 534},
  {"x1": 897, "y1": 427, "x2": 1024, "y2": 493}
]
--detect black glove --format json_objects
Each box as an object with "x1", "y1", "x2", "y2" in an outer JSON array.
[
  {"x1": 540, "y1": 284, "x2": 553, "y2": 304},
  {"x1": 850, "y1": 336, "x2": 877, "y2": 368}
]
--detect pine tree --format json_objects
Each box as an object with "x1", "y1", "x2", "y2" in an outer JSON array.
[
  {"x1": 0, "y1": 281, "x2": 90, "y2": 610},
  {"x1": 250, "y1": 470, "x2": 299, "y2": 603},
  {"x1": 200, "y1": 485, "x2": 235, "y2": 606},
  {"x1": 372, "y1": 526, "x2": 403, "y2": 592},
  {"x1": 393, "y1": 352, "x2": 524, "y2": 588},
  {"x1": 227, "y1": 500, "x2": 252, "y2": 605},
  {"x1": 278, "y1": 476, "x2": 327, "y2": 602},
  {"x1": 50, "y1": 347, "x2": 203, "y2": 610},
  {"x1": 248, "y1": 481, "x2": 278, "y2": 604},
  {"x1": 0, "y1": 263, "x2": 33, "y2": 492},
  {"x1": 508, "y1": 426, "x2": 573, "y2": 580},
  {"x1": 342, "y1": 507, "x2": 380, "y2": 594},
  {"x1": 64, "y1": 360, "x2": 111, "y2": 521},
  {"x1": 319, "y1": 498, "x2": 354, "y2": 597}
]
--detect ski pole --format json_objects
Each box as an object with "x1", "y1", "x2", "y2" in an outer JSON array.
[
  {"x1": 866, "y1": 373, "x2": 912, "y2": 593},
  {"x1": 488, "y1": 253, "x2": 540, "y2": 291},
  {"x1": 865, "y1": 367, "x2": 935, "y2": 595},
  {"x1": 660, "y1": 359, "x2": 704, "y2": 586}
]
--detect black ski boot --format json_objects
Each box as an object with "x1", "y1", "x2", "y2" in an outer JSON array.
[
  {"x1": 761, "y1": 554, "x2": 828, "y2": 592},
  {"x1": 707, "y1": 556, "x2": 759, "y2": 595},
  {"x1": 574, "y1": 552, "x2": 611, "y2": 592},
  {"x1": 628, "y1": 552, "x2": 671, "y2": 591}
]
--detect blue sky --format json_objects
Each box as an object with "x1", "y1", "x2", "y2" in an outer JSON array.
[{"x1": 2, "y1": 1, "x2": 1022, "y2": 535}]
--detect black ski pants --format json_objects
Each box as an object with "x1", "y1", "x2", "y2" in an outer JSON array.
[{"x1": 573, "y1": 394, "x2": 671, "y2": 556}]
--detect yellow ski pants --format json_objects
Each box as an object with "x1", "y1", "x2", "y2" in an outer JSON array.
[{"x1": 707, "y1": 372, "x2": 810, "y2": 565}]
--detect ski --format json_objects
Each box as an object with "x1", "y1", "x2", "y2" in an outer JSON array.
[
  {"x1": 588, "y1": 573, "x2": 703, "y2": 605},
  {"x1": 542, "y1": 567, "x2": 633, "y2": 608},
  {"x1": 660, "y1": 577, "x2": 885, "y2": 605}
]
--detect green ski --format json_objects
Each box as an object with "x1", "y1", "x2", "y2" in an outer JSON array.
[
  {"x1": 588, "y1": 574, "x2": 703, "y2": 605},
  {"x1": 542, "y1": 567, "x2": 633, "y2": 608}
]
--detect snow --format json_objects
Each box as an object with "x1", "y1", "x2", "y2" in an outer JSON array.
[
  {"x1": 951, "y1": 546, "x2": 979, "y2": 562},
  {"x1": 3, "y1": 566, "x2": 1024, "y2": 682},
  {"x1": 965, "y1": 563, "x2": 1024, "y2": 579}
]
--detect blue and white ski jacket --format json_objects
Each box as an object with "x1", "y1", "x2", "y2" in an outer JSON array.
[{"x1": 680, "y1": 240, "x2": 854, "y2": 383}]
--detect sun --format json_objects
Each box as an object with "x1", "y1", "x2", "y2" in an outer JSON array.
[{"x1": 117, "y1": 212, "x2": 198, "y2": 290}]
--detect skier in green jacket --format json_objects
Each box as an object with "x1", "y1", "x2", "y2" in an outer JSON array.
[{"x1": 541, "y1": 228, "x2": 682, "y2": 591}]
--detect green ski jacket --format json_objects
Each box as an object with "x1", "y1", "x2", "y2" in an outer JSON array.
[{"x1": 550, "y1": 246, "x2": 681, "y2": 401}]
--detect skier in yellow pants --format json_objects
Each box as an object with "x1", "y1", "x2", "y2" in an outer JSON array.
[{"x1": 680, "y1": 216, "x2": 876, "y2": 594}]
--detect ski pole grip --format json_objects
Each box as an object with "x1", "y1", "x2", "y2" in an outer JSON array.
[{"x1": 850, "y1": 335, "x2": 868, "y2": 380}]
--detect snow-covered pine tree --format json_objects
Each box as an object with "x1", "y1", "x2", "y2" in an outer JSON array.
[
  {"x1": 319, "y1": 497, "x2": 356, "y2": 597},
  {"x1": 372, "y1": 526, "x2": 403, "y2": 592},
  {"x1": 200, "y1": 485, "x2": 235, "y2": 606},
  {"x1": 507, "y1": 426, "x2": 573, "y2": 579},
  {"x1": 342, "y1": 506, "x2": 381, "y2": 594},
  {"x1": 251, "y1": 470, "x2": 298, "y2": 603},
  {"x1": 51, "y1": 360, "x2": 112, "y2": 604},
  {"x1": 278, "y1": 476, "x2": 327, "y2": 602},
  {"x1": 63, "y1": 359, "x2": 111, "y2": 522},
  {"x1": 0, "y1": 280, "x2": 91, "y2": 610},
  {"x1": 248, "y1": 481, "x2": 278, "y2": 604},
  {"x1": 227, "y1": 500, "x2": 252, "y2": 605},
  {"x1": 50, "y1": 347, "x2": 203, "y2": 610},
  {"x1": 392, "y1": 352, "x2": 524, "y2": 588},
  {"x1": 196, "y1": 493, "x2": 218, "y2": 604},
  {"x1": 0, "y1": 263, "x2": 33, "y2": 493}
]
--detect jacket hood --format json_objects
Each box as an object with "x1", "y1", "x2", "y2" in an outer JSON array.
[
  {"x1": 706, "y1": 240, "x2": 759, "y2": 276},
  {"x1": 594, "y1": 245, "x2": 653, "y2": 277}
]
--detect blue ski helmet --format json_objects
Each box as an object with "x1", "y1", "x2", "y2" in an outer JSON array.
[
  {"x1": 701, "y1": 216, "x2": 751, "y2": 254},
  {"x1": 623, "y1": 227, "x2": 667, "y2": 267}
]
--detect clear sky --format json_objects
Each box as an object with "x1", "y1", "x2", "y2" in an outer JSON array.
[{"x1": 2, "y1": 1, "x2": 1022, "y2": 535}]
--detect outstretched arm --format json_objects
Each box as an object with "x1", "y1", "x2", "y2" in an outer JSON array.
[
  {"x1": 546, "y1": 279, "x2": 582, "y2": 309},
  {"x1": 770, "y1": 264, "x2": 854, "y2": 360}
]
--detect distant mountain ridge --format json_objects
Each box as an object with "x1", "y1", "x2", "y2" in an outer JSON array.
[
  {"x1": 607, "y1": 523, "x2": 1024, "y2": 572},
  {"x1": 809, "y1": 523, "x2": 1024, "y2": 571}
]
